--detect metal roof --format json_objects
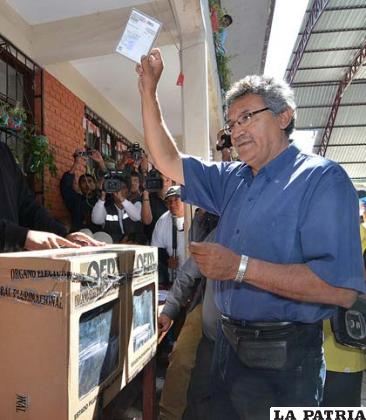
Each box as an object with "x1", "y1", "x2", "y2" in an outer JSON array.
[{"x1": 285, "y1": 0, "x2": 366, "y2": 182}]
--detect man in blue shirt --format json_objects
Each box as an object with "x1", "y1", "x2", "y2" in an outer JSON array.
[{"x1": 136, "y1": 49, "x2": 365, "y2": 418}]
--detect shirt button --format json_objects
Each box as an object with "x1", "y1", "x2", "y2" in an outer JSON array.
[
  {"x1": 236, "y1": 229, "x2": 240, "y2": 234},
  {"x1": 248, "y1": 197, "x2": 253, "y2": 202}
]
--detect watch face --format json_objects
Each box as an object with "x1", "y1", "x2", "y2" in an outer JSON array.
[{"x1": 346, "y1": 310, "x2": 366, "y2": 340}]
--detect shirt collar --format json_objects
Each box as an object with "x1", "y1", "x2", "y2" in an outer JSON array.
[{"x1": 236, "y1": 144, "x2": 300, "y2": 181}]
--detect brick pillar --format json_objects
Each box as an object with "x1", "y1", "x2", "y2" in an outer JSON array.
[{"x1": 43, "y1": 71, "x2": 85, "y2": 229}]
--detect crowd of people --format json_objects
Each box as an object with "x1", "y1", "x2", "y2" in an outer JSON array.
[{"x1": 1, "y1": 42, "x2": 366, "y2": 420}]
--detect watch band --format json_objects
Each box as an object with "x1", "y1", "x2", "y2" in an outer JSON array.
[{"x1": 234, "y1": 254, "x2": 249, "y2": 283}]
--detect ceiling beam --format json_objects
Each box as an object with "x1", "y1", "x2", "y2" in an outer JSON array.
[
  {"x1": 299, "y1": 27, "x2": 366, "y2": 35},
  {"x1": 318, "y1": 40, "x2": 366, "y2": 156},
  {"x1": 297, "y1": 123, "x2": 366, "y2": 130},
  {"x1": 286, "y1": 0, "x2": 329, "y2": 84},
  {"x1": 313, "y1": 143, "x2": 366, "y2": 148},
  {"x1": 297, "y1": 102, "x2": 366, "y2": 109},
  {"x1": 292, "y1": 78, "x2": 366, "y2": 88}
]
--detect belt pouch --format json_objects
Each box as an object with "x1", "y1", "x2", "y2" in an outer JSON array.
[{"x1": 221, "y1": 321, "x2": 307, "y2": 371}]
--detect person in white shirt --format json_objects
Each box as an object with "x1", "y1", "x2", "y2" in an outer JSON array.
[
  {"x1": 152, "y1": 186, "x2": 185, "y2": 282},
  {"x1": 91, "y1": 178, "x2": 141, "y2": 243}
]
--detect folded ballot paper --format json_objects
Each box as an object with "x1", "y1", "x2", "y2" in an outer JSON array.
[{"x1": 116, "y1": 8, "x2": 162, "y2": 63}]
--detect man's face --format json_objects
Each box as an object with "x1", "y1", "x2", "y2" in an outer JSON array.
[
  {"x1": 79, "y1": 176, "x2": 96, "y2": 196},
  {"x1": 221, "y1": 16, "x2": 231, "y2": 27},
  {"x1": 130, "y1": 176, "x2": 140, "y2": 193},
  {"x1": 165, "y1": 196, "x2": 184, "y2": 217},
  {"x1": 228, "y1": 94, "x2": 290, "y2": 174}
]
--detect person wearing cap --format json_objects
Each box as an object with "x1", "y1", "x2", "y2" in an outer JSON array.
[
  {"x1": 151, "y1": 186, "x2": 185, "y2": 283},
  {"x1": 136, "y1": 49, "x2": 365, "y2": 418}
]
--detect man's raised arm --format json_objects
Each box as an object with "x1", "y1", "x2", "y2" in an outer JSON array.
[{"x1": 136, "y1": 48, "x2": 184, "y2": 185}]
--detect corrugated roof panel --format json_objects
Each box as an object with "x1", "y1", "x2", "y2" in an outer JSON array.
[
  {"x1": 328, "y1": 0, "x2": 366, "y2": 9},
  {"x1": 293, "y1": 85, "x2": 337, "y2": 106},
  {"x1": 324, "y1": 144, "x2": 366, "y2": 162},
  {"x1": 298, "y1": 49, "x2": 355, "y2": 68},
  {"x1": 306, "y1": 31, "x2": 366, "y2": 50},
  {"x1": 296, "y1": 107, "x2": 330, "y2": 129},
  {"x1": 323, "y1": 127, "x2": 366, "y2": 145},
  {"x1": 314, "y1": 9, "x2": 366, "y2": 31},
  {"x1": 287, "y1": 0, "x2": 366, "y2": 180},
  {"x1": 338, "y1": 163, "x2": 366, "y2": 179},
  {"x1": 293, "y1": 67, "x2": 345, "y2": 83},
  {"x1": 355, "y1": 66, "x2": 366, "y2": 79},
  {"x1": 342, "y1": 82, "x2": 366, "y2": 101},
  {"x1": 335, "y1": 104, "x2": 366, "y2": 125}
]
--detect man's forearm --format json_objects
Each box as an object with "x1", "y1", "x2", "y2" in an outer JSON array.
[
  {"x1": 245, "y1": 258, "x2": 357, "y2": 309},
  {"x1": 141, "y1": 93, "x2": 184, "y2": 185}
]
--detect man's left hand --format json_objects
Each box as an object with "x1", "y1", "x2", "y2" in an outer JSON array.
[
  {"x1": 66, "y1": 232, "x2": 106, "y2": 247},
  {"x1": 189, "y1": 242, "x2": 240, "y2": 280}
]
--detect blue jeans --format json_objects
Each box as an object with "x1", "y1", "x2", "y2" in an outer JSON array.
[{"x1": 210, "y1": 321, "x2": 325, "y2": 420}]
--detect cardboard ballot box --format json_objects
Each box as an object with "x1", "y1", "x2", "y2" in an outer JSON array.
[{"x1": 0, "y1": 245, "x2": 158, "y2": 420}]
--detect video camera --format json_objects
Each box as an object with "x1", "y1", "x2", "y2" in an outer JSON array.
[
  {"x1": 128, "y1": 142, "x2": 143, "y2": 162},
  {"x1": 74, "y1": 149, "x2": 93, "y2": 158},
  {"x1": 144, "y1": 169, "x2": 163, "y2": 192},
  {"x1": 216, "y1": 133, "x2": 232, "y2": 151},
  {"x1": 103, "y1": 171, "x2": 130, "y2": 193}
]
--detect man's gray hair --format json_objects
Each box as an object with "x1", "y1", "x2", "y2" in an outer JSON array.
[{"x1": 225, "y1": 75, "x2": 297, "y2": 136}]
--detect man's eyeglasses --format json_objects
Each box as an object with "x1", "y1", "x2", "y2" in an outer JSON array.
[{"x1": 224, "y1": 107, "x2": 269, "y2": 135}]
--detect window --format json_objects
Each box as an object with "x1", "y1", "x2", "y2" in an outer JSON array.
[{"x1": 0, "y1": 34, "x2": 42, "y2": 171}]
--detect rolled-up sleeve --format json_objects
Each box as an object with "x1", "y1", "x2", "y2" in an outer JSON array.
[
  {"x1": 180, "y1": 155, "x2": 237, "y2": 216},
  {"x1": 300, "y1": 165, "x2": 365, "y2": 293}
]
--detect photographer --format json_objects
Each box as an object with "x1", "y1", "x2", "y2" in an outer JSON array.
[
  {"x1": 141, "y1": 163, "x2": 173, "y2": 242},
  {"x1": 60, "y1": 148, "x2": 106, "y2": 232},
  {"x1": 216, "y1": 128, "x2": 233, "y2": 162},
  {"x1": 91, "y1": 176, "x2": 141, "y2": 243}
]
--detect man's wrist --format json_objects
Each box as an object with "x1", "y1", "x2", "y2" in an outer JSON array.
[{"x1": 234, "y1": 255, "x2": 249, "y2": 283}]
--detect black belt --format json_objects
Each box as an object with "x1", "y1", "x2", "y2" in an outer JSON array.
[{"x1": 221, "y1": 314, "x2": 293, "y2": 330}]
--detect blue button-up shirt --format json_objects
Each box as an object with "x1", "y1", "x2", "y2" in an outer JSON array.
[{"x1": 181, "y1": 145, "x2": 365, "y2": 322}]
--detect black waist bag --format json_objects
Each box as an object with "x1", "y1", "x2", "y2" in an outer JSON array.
[
  {"x1": 221, "y1": 319, "x2": 309, "y2": 371},
  {"x1": 331, "y1": 294, "x2": 366, "y2": 349}
]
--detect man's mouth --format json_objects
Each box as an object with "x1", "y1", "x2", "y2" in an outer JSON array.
[{"x1": 236, "y1": 139, "x2": 252, "y2": 149}]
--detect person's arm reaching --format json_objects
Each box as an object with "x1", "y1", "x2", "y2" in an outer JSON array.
[
  {"x1": 91, "y1": 199, "x2": 107, "y2": 225},
  {"x1": 122, "y1": 199, "x2": 141, "y2": 221},
  {"x1": 136, "y1": 49, "x2": 184, "y2": 185}
]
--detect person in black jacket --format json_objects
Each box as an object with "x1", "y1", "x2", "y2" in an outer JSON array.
[{"x1": 0, "y1": 142, "x2": 102, "y2": 252}]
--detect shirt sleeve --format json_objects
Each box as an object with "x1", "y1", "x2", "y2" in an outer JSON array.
[
  {"x1": 180, "y1": 155, "x2": 237, "y2": 216},
  {"x1": 300, "y1": 165, "x2": 366, "y2": 293},
  {"x1": 122, "y1": 199, "x2": 141, "y2": 221},
  {"x1": 91, "y1": 200, "x2": 107, "y2": 225},
  {"x1": 0, "y1": 220, "x2": 29, "y2": 252},
  {"x1": 162, "y1": 257, "x2": 202, "y2": 319},
  {"x1": 151, "y1": 215, "x2": 165, "y2": 248},
  {"x1": 60, "y1": 172, "x2": 79, "y2": 209}
]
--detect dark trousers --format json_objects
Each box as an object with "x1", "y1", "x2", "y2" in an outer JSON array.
[
  {"x1": 322, "y1": 370, "x2": 363, "y2": 407},
  {"x1": 183, "y1": 334, "x2": 215, "y2": 420},
  {"x1": 210, "y1": 320, "x2": 325, "y2": 420}
]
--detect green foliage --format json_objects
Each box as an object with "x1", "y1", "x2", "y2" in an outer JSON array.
[
  {"x1": 209, "y1": 1, "x2": 233, "y2": 93},
  {"x1": 24, "y1": 131, "x2": 58, "y2": 179},
  {"x1": 216, "y1": 50, "x2": 233, "y2": 92},
  {"x1": 0, "y1": 102, "x2": 57, "y2": 179}
]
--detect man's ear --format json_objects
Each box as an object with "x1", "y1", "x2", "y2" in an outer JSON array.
[{"x1": 277, "y1": 107, "x2": 294, "y2": 131}]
